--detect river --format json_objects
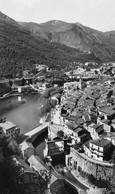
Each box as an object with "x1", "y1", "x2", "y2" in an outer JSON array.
[
  {"x1": 0, "y1": 94, "x2": 47, "y2": 134},
  {"x1": 0, "y1": 94, "x2": 79, "y2": 194}
]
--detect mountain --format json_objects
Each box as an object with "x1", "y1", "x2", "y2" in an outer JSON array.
[
  {"x1": 104, "y1": 31, "x2": 115, "y2": 43},
  {"x1": 0, "y1": 12, "x2": 87, "y2": 78},
  {"x1": 19, "y1": 20, "x2": 115, "y2": 61}
]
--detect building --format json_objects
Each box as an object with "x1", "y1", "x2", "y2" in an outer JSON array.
[
  {"x1": 89, "y1": 138, "x2": 112, "y2": 161},
  {"x1": 28, "y1": 154, "x2": 64, "y2": 193},
  {"x1": 17, "y1": 158, "x2": 37, "y2": 184},
  {"x1": 28, "y1": 155, "x2": 48, "y2": 176},
  {"x1": 87, "y1": 123, "x2": 103, "y2": 140},
  {"x1": 51, "y1": 106, "x2": 63, "y2": 125},
  {"x1": 83, "y1": 141, "x2": 91, "y2": 158},
  {"x1": 35, "y1": 64, "x2": 47, "y2": 71},
  {"x1": 101, "y1": 119, "x2": 111, "y2": 133},
  {"x1": 64, "y1": 81, "x2": 81, "y2": 94},
  {"x1": 98, "y1": 106, "x2": 115, "y2": 121},
  {"x1": 20, "y1": 141, "x2": 34, "y2": 159},
  {"x1": 0, "y1": 120, "x2": 20, "y2": 138},
  {"x1": 18, "y1": 85, "x2": 30, "y2": 93},
  {"x1": 104, "y1": 132, "x2": 115, "y2": 146},
  {"x1": 111, "y1": 119, "x2": 115, "y2": 131}
]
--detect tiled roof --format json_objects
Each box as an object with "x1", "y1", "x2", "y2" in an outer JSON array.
[
  {"x1": 93, "y1": 124, "x2": 103, "y2": 134},
  {"x1": 101, "y1": 119, "x2": 110, "y2": 125},
  {"x1": 20, "y1": 141, "x2": 34, "y2": 151},
  {"x1": 74, "y1": 127, "x2": 84, "y2": 133},
  {"x1": 84, "y1": 141, "x2": 90, "y2": 149},
  {"x1": 90, "y1": 138, "x2": 111, "y2": 147},
  {"x1": 18, "y1": 159, "x2": 34, "y2": 173},
  {"x1": 66, "y1": 121, "x2": 78, "y2": 130}
]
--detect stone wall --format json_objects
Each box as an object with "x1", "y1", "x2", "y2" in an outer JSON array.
[{"x1": 67, "y1": 148, "x2": 115, "y2": 185}]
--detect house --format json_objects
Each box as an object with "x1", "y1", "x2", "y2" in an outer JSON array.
[
  {"x1": 77, "y1": 133, "x2": 90, "y2": 144},
  {"x1": 111, "y1": 119, "x2": 115, "y2": 131},
  {"x1": 28, "y1": 154, "x2": 63, "y2": 188},
  {"x1": 81, "y1": 70, "x2": 99, "y2": 79},
  {"x1": 23, "y1": 70, "x2": 29, "y2": 78},
  {"x1": 98, "y1": 106, "x2": 115, "y2": 120},
  {"x1": 82, "y1": 112, "x2": 91, "y2": 129},
  {"x1": 87, "y1": 123, "x2": 103, "y2": 140},
  {"x1": 63, "y1": 81, "x2": 82, "y2": 94},
  {"x1": 89, "y1": 138, "x2": 112, "y2": 161},
  {"x1": 51, "y1": 106, "x2": 63, "y2": 125},
  {"x1": 51, "y1": 93, "x2": 61, "y2": 105},
  {"x1": 35, "y1": 64, "x2": 47, "y2": 71},
  {"x1": 101, "y1": 119, "x2": 111, "y2": 133},
  {"x1": 0, "y1": 120, "x2": 20, "y2": 138},
  {"x1": 104, "y1": 133, "x2": 115, "y2": 145},
  {"x1": 73, "y1": 127, "x2": 90, "y2": 143},
  {"x1": 28, "y1": 155, "x2": 48, "y2": 175},
  {"x1": 73, "y1": 67, "x2": 85, "y2": 76},
  {"x1": 97, "y1": 114, "x2": 104, "y2": 124},
  {"x1": 18, "y1": 85, "x2": 30, "y2": 93},
  {"x1": 20, "y1": 141, "x2": 34, "y2": 159},
  {"x1": 18, "y1": 158, "x2": 37, "y2": 184},
  {"x1": 83, "y1": 141, "x2": 91, "y2": 158}
]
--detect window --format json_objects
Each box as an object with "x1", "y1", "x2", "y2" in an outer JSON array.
[
  {"x1": 11, "y1": 128, "x2": 14, "y2": 133},
  {"x1": 6, "y1": 130, "x2": 9, "y2": 135}
]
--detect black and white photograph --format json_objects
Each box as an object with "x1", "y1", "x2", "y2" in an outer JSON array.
[{"x1": 0, "y1": 0, "x2": 115, "y2": 193}]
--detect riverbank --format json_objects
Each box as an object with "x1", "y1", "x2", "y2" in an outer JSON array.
[
  {"x1": 0, "y1": 94, "x2": 47, "y2": 134},
  {"x1": 0, "y1": 91, "x2": 39, "y2": 100}
]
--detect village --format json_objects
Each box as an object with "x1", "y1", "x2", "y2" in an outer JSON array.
[{"x1": 1, "y1": 62, "x2": 115, "y2": 194}]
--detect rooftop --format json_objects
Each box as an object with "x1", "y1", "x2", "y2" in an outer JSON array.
[
  {"x1": 90, "y1": 138, "x2": 111, "y2": 147},
  {"x1": 28, "y1": 155, "x2": 47, "y2": 172},
  {"x1": 101, "y1": 119, "x2": 110, "y2": 125},
  {"x1": 20, "y1": 141, "x2": 34, "y2": 151},
  {"x1": 18, "y1": 158, "x2": 34, "y2": 173},
  {"x1": 0, "y1": 121, "x2": 16, "y2": 132}
]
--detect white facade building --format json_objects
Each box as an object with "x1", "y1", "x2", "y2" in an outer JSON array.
[{"x1": 0, "y1": 121, "x2": 20, "y2": 138}]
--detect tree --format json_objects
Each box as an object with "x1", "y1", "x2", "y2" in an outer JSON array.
[
  {"x1": 57, "y1": 130, "x2": 64, "y2": 138},
  {"x1": 0, "y1": 137, "x2": 50, "y2": 194},
  {"x1": 0, "y1": 137, "x2": 22, "y2": 158},
  {"x1": 0, "y1": 158, "x2": 24, "y2": 194},
  {"x1": 0, "y1": 137, "x2": 24, "y2": 194}
]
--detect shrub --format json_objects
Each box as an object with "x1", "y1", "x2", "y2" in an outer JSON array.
[{"x1": 40, "y1": 99, "x2": 57, "y2": 116}]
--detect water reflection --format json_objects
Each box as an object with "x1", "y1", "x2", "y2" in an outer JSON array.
[{"x1": 0, "y1": 94, "x2": 46, "y2": 134}]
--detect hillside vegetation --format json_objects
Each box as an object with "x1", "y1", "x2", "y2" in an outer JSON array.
[
  {"x1": 0, "y1": 12, "x2": 87, "y2": 78},
  {"x1": 20, "y1": 20, "x2": 115, "y2": 61}
]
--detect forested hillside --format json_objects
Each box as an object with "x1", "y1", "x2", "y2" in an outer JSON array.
[
  {"x1": 20, "y1": 20, "x2": 115, "y2": 62},
  {"x1": 0, "y1": 12, "x2": 87, "y2": 78}
]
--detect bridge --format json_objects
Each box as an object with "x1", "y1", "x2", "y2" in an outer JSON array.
[
  {"x1": 24, "y1": 122, "x2": 49, "y2": 143},
  {"x1": 19, "y1": 122, "x2": 89, "y2": 193}
]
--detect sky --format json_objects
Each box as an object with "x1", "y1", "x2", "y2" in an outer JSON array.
[{"x1": 0, "y1": 0, "x2": 115, "y2": 32}]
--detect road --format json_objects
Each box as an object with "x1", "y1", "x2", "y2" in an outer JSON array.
[
  {"x1": 51, "y1": 164, "x2": 88, "y2": 193},
  {"x1": 0, "y1": 77, "x2": 34, "y2": 84},
  {"x1": 60, "y1": 169, "x2": 88, "y2": 192}
]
